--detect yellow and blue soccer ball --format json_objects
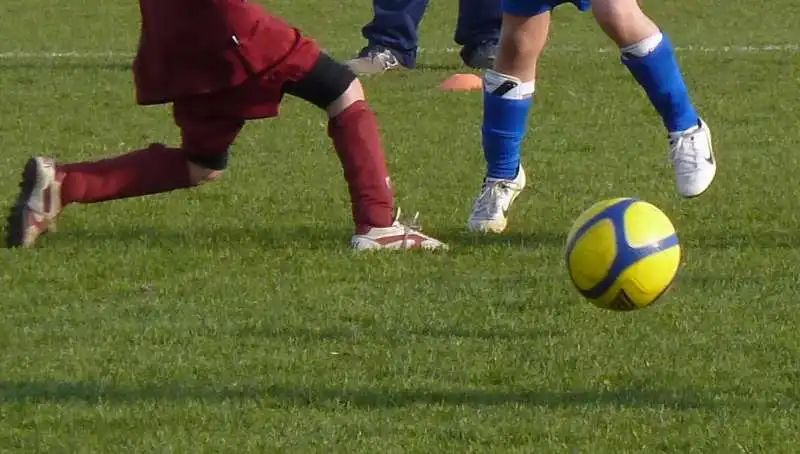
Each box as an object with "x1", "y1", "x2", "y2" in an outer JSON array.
[{"x1": 564, "y1": 198, "x2": 681, "y2": 311}]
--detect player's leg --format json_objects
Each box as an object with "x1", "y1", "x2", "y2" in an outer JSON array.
[
  {"x1": 5, "y1": 106, "x2": 242, "y2": 248},
  {"x1": 454, "y1": 0, "x2": 502, "y2": 70},
  {"x1": 347, "y1": 0, "x2": 429, "y2": 74},
  {"x1": 591, "y1": 0, "x2": 715, "y2": 197},
  {"x1": 468, "y1": 1, "x2": 553, "y2": 233},
  {"x1": 282, "y1": 53, "x2": 446, "y2": 250}
]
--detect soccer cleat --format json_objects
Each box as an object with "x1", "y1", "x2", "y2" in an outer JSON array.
[
  {"x1": 460, "y1": 40, "x2": 499, "y2": 70},
  {"x1": 5, "y1": 157, "x2": 62, "y2": 248},
  {"x1": 345, "y1": 48, "x2": 402, "y2": 75},
  {"x1": 669, "y1": 119, "x2": 716, "y2": 198},
  {"x1": 352, "y1": 209, "x2": 447, "y2": 251},
  {"x1": 468, "y1": 166, "x2": 526, "y2": 234}
]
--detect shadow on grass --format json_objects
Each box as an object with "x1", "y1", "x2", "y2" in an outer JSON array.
[
  {"x1": 441, "y1": 228, "x2": 800, "y2": 251},
  {"x1": 0, "y1": 381, "x2": 785, "y2": 410},
  {"x1": 56, "y1": 224, "x2": 350, "y2": 250},
  {"x1": 684, "y1": 230, "x2": 800, "y2": 250},
  {"x1": 439, "y1": 228, "x2": 567, "y2": 249}
]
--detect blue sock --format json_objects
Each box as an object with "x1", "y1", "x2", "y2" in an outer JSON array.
[
  {"x1": 621, "y1": 34, "x2": 700, "y2": 133},
  {"x1": 481, "y1": 70, "x2": 533, "y2": 180}
]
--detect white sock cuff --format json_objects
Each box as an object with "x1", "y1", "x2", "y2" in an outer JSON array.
[
  {"x1": 620, "y1": 32, "x2": 664, "y2": 58},
  {"x1": 483, "y1": 70, "x2": 535, "y2": 100}
]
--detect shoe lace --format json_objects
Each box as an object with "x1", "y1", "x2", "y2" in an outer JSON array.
[
  {"x1": 669, "y1": 130, "x2": 702, "y2": 168},
  {"x1": 472, "y1": 180, "x2": 506, "y2": 218},
  {"x1": 393, "y1": 207, "x2": 424, "y2": 239},
  {"x1": 368, "y1": 49, "x2": 399, "y2": 69}
]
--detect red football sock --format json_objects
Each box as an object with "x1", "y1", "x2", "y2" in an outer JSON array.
[
  {"x1": 59, "y1": 143, "x2": 194, "y2": 205},
  {"x1": 328, "y1": 101, "x2": 395, "y2": 232}
]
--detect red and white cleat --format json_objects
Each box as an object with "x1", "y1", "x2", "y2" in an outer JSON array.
[
  {"x1": 6, "y1": 157, "x2": 62, "y2": 248},
  {"x1": 351, "y1": 209, "x2": 447, "y2": 251}
]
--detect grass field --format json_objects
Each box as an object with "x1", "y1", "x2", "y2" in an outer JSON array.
[{"x1": 2, "y1": 0, "x2": 800, "y2": 452}]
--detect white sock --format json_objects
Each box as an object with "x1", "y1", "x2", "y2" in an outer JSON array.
[
  {"x1": 483, "y1": 70, "x2": 535, "y2": 100},
  {"x1": 620, "y1": 33, "x2": 664, "y2": 58}
]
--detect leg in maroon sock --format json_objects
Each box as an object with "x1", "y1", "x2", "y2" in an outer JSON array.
[
  {"x1": 59, "y1": 100, "x2": 244, "y2": 206},
  {"x1": 328, "y1": 100, "x2": 395, "y2": 231},
  {"x1": 59, "y1": 144, "x2": 193, "y2": 205}
]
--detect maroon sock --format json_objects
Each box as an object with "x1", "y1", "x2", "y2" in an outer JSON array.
[
  {"x1": 59, "y1": 143, "x2": 194, "y2": 205},
  {"x1": 328, "y1": 101, "x2": 395, "y2": 232}
]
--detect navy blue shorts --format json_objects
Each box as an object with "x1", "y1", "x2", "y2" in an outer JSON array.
[{"x1": 502, "y1": 0, "x2": 591, "y2": 16}]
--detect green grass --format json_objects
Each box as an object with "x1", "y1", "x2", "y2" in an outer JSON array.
[{"x1": 1, "y1": 0, "x2": 800, "y2": 452}]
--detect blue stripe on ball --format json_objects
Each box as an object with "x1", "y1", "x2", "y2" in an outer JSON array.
[
  {"x1": 582, "y1": 233, "x2": 679, "y2": 299},
  {"x1": 564, "y1": 198, "x2": 638, "y2": 260}
]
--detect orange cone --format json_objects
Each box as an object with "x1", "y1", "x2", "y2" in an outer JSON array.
[{"x1": 440, "y1": 73, "x2": 483, "y2": 92}]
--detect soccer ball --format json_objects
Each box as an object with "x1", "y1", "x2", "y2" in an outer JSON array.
[{"x1": 564, "y1": 198, "x2": 681, "y2": 311}]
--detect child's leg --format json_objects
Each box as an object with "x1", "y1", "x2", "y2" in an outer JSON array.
[{"x1": 591, "y1": 0, "x2": 716, "y2": 198}]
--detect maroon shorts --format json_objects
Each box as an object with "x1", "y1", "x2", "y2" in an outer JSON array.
[{"x1": 170, "y1": 37, "x2": 322, "y2": 169}]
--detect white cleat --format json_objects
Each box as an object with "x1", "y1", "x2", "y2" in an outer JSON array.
[
  {"x1": 669, "y1": 119, "x2": 716, "y2": 198},
  {"x1": 6, "y1": 157, "x2": 62, "y2": 248},
  {"x1": 351, "y1": 209, "x2": 447, "y2": 251},
  {"x1": 467, "y1": 166, "x2": 526, "y2": 234}
]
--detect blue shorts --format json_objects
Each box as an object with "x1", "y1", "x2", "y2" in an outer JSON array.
[{"x1": 502, "y1": 0, "x2": 591, "y2": 17}]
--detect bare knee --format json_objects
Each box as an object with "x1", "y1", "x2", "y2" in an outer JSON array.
[
  {"x1": 591, "y1": 0, "x2": 659, "y2": 47},
  {"x1": 282, "y1": 53, "x2": 360, "y2": 118},
  {"x1": 494, "y1": 13, "x2": 551, "y2": 81},
  {"x1": 188, "y1": 162, "x2": 224, "y2": 185},
  {"x1": 327, "y1": 79, "x2": 365, "y2": 118}
]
